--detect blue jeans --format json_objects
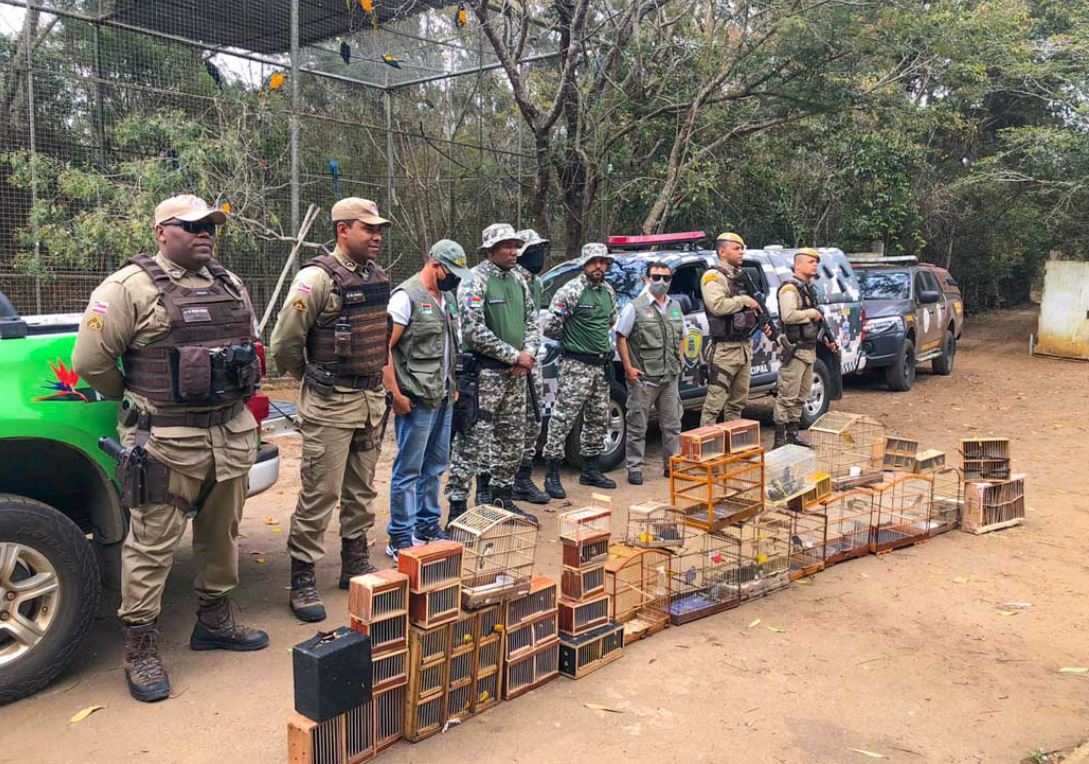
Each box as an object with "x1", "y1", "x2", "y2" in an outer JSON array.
[{"x1": 388, "y1": 399, "x2": 451, "y2": 541}]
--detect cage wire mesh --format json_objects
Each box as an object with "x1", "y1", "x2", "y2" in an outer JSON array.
[
  {"x1": 448, "y1": 505, "x2": 537, "y2": 608},
  {"x1": 807, "y1": 412, "x2": 886, "y2": 481},
  {"x1": 603, "y1": 542, "x2": 671, "y2": 643}
]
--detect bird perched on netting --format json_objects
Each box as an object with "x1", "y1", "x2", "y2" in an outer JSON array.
[
  {"x1": 454, "y1": 3, "x2": 468, "y2": 27},
  {"x1": 266, "y1": 72, "x2": 286, "y2": 91},
  {"x1": 339, "y1": 41, "x2": 351, "y2": 65},
  {"x1": 359, "y1": 0, "x2": 374, "y2": 12},
  {"x1": 204, "y1": 60, "x2": 222, "y2": 88},
  {"x1": 327, "y1": 159, "x2": 342, "y2": 200},
  {"x1": 381, "y1": 54, "x2": 401, "y2": 69}
]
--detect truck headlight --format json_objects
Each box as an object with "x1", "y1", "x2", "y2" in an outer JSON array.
[{"x1": 863, "y1": 316, "x2": 904, "y2": 335}]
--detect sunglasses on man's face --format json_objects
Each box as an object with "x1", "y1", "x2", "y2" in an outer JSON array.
[
  {"x1": 162, "y1": 220, "x2": 218, "y2": 236},
  {"x1": 649, "y1": 274, "x2": 672, "y2": 283}
]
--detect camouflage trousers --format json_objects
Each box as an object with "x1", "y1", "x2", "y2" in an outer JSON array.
[
  {"x1": 445, "y1": 368, "x2": 526, "y2": 502},
  {"x1": 521, "y1": 365, "x2": 543, "y2": 465},
  {"x1": 543, "y1": 357, "x2": 609, "y2": 462}
]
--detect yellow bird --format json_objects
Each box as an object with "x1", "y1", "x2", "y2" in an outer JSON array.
[
  {"x1": 220, "y1": 201, "x2": 232, "y2": 214},
  {"x1": 267, "y1": 72, "x2": 286, "y2": 91},
  {"x1": 360, "y1": 0, "x2": 374, "y2": 12}
]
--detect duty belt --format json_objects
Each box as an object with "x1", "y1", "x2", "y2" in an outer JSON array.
[
  {"x1": 562, "y1": 349, "x2": 609, "y2": 365},
  {"x1": 144, "y1": 403, "x2": 244, "y2": 429},
  {"x1": 471, "y1": 353, "x2": 513, "y2": 370},
  {"x1": 333, "y1": 372, "x2": 384, "y2": 391}
]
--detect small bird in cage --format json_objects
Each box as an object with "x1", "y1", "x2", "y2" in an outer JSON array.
[
  {"x1": 204, "y1": 60, "x2": 222, "y2": 88},
  {"x1": 340, "y1": 41, "x2": 352, "y2": 65},
  {"x1": 455, "y1": 3, "x2": 468, "y2": 27},
  {"x1": 382, "y1": 54, "x2": 402, "y2": 69},
  {"x1": 266, "y1": 72, "x2": 286, "y2": 91},
  {"x1": 683, "y1": 566, "x2": 698, "y2": 585}
]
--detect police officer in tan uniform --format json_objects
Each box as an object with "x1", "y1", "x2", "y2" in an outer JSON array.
[
  {"x1": 773, "y1": 247, "x2": 838, "y2": 447},
  {"x1": 270, "y1": 198, "x2": 390, "y2": 622},
  {"x1": 73, "y1": 194, "x2": 268, "y2": 704}
]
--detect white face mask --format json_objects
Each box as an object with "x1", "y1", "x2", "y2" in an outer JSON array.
[{"x1": 648, "y1": 280, "x2": 669, "y2": 296}]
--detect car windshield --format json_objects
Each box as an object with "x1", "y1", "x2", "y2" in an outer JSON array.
[
  {"x1": 860, "y1": 270, "x2": 910, "y2": 300},
  {"x1": 540, "y1": 259, "x2": 647, "y2": 310}
]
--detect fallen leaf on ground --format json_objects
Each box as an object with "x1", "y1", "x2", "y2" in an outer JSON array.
[
  {"x1": 263, "y1": 516, "x2": 279, "y2": 525},
  {"x1": 848, "y1": 749, "x2": 885, "y2": 759},
  {"x1": 1059, "y1": 667, "x2": 1089, "y2": 675},
  {"x1": 748, "y1": 618, "x2": 761, "y2": 628},
  {"x1": 70, "y1": 705, "x2": 104, "y2": 723},
  {"x1": 795, "y1": 577, "x2": 812, "y2": 585},
  {"x1": 583, "y1": 703, "x2": 624, "y2": 713},
  {"x1": 996, "y1": 610, "x2": 1017, "y2": 617},
  {"x1": 272, "y1": 528, "x2": 282, "y2": 535},
  {"x1": 767, "y1": 626, "x2": 785, "y2": 633},
  {"x1": 952, "y1": 577, "x2": 968, "y2": 584},
  {"x1": 256, "y1": 557, "x2": 266, "y2": 564}
]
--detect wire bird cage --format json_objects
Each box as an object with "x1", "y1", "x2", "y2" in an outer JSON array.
[
  {"x1": 962, "y1": 475, "x2": 1025, "y2": 534},
  {"x1": 929, "y1": 466, "x2": 963, "y2": 536},
  {"x1": 671, "y1": 448, "x2": 764, "y2": 531},
  {"x1": 288, "y1": 698, "x2": 377, "y2": 764},
  {"x1": 869, "y1": 473, "x2": 934, "y2": 553},
  {"x1": 765, "y1": 445, "x2": 817, "y2": 504},
  {"x1": 726, "y1": 513, "x2": 792, "y2": 602},
  {"x1": 668, "y1": 531, "x2": 742, "y2": 625},
  {"x1": 449, "y1": 506, "x2": 538, "y2": 609},
  {"x1": 603, "y1": 543, "x2": 672, "y2": 644},
  {"x1": 625, "y1": 499, "x2": 686, "y2": 549},
  {"x1": 559, "y1": 495, "x2": 613, "y2": 568},
  {"x1": 961, "y1": 438, "x2": 1012, "y2": 481},
  {"x1": 808, "y1": 412, "x2": 886, "y2": 482},
  {"x1": 821, "y1": 489, "x2": 875, "y2": 565},
  {"x1": 787, "y1": 506, "x2": 828, "y2": 580}
]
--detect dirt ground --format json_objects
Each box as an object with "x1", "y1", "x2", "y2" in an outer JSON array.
[{"x1": 3, "y1": 307, "x2": 1088, "y2": 764}]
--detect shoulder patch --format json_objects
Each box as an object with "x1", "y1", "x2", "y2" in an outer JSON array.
[
  {"x1": 295, "y1": 282, "x2": 312, "y2": 296},
  {"x1": 468, "y1": 294, "x2": 483, "y2": 309},
  {"x1": 700, "y1": 272, "x2": 719, "y2": 285},
  {"x1": 84, "y1": 315, "x2": 104, "y2": 332},
  {"x1": 292, "y1": 298, "x2": 307, "y2": 312}
]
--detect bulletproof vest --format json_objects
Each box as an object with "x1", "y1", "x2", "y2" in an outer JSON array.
[
  {"x1": 781, "y1": 276, "x2": 822, "y2": 346},
  {"x1": 390, "y1": 274, "x2": 458, "y2": 405},
  {"x1": 304, "y1": 254, "x2": 390, "y2": 390},
  {"x1": 628, "y1": 292, "x2": 685, "y2": 379},
  {"x1": 706, "y1": 266, "x2": 757, "y2": 341},
  {"x1": 561, "y1": 280, "x2": 613, "y2": 356},
  {"x1": 122, "y1": 254, "x2": 259, "y2": 410}
]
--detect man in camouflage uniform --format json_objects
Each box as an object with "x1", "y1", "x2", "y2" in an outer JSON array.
[
  {"x1": 774, "y1": 248, "x2": 838, "y2": 447},
  {"x1": 699, "y1": 231, "x2": 762, "y2": 426},
  {"x1": 444, "y1": 223, "x2": 540, "y2": 525},
  {"x1": 270, "y1": 198, "x2": 389, "y2": 622},
  {"x1": 73, "y1": 194, "x2": 268, "y2": 703},
  {"x1": 541, "y1": 243, "x2": 619, "y2": 497}
]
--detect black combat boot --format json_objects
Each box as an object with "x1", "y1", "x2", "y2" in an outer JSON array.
[
  {"x1": 446, "y1": 499, "x2": 468, "y2": 529},
  {"x1": 627, "y1": 469, "x2": 643, "y2": 486},
  {"x1": 289, "y1": 559, "x2": 326, "y2": 623},
  {"x1": 339, "y1": 536, "x2": 377, "y2": 589},
  {"x1": 491, "y1": 486, "x2": 540, "y2": 527},
  {"x1": 474, "y1": 473, "x2": 491, "y2": 506},
  {"x1": 544, "y1": 459, "x2": 566, "y2": 499},
  {"x1": 786, "y1": 423, "x2": 811, "y2": 448},
  {"x1": 512, "y1": 462, "x2": 550, "y2": 504},
  {"x1": 579, "y1": 457, "x2": 617, "y2": 489},
  {"x1": 123, "y1": 621, "x2": 171, "y2": 703},
  {"x1": 190, "y1": 596, "x2": 269, "y2": 651},
  {"x1": 773, "y1": 424, "x2": 788, "y2": 449}
]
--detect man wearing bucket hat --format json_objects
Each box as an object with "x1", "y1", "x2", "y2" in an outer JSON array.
[
  {"x1": 271, "y1": 197, "x2": 391, "y2": 621},
  {"x1": 541, "y1": 242, "x2": 619, "y2": 497},
  {"x1": 444, "y1": 223, "x2": 541, "y2": 526},
  {"x1": 381, "y1": 240, "x2": 470, "y2": 560},
  {"x1": 699, "y1": 231, "x2": 762, "y2": 427},
  {"x1": 73, "y1": 194, "x2": 268, "y2": 703}
]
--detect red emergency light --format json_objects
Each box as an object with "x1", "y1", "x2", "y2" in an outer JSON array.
[{"x1": 605, "y1": 231, "x2": 706, "y2": 250}]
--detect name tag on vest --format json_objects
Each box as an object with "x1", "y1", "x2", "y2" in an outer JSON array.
[
  {"x1": 577, "y1": 303, "x2": 596, "y2": 310},
  {"x1": 182, "y1": 307, "x2": 212, "y2": 323},
  {"x1": 486, "y1": 298, "x2": 507, "y2": 305},
  {"x1": 345, "y1": 289, "x2": 367, "y2": 303}
]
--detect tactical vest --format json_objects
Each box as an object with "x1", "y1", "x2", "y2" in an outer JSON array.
[
  {"x1": 628, "y1": 292, "x2": 685, "y2": 379},
  {"x1": 122, "y1": 254, "x2": 259, "y2": 418},
  {"x1": 482, "y1": 269, "x2": 526, "y2": 353},
  {"x1": 781, "y1": 276, "x2": 821, "y2": 346},
  {"x1": 561, "y1": 281, "x2": 614, "y2": 356},
  {"x1": 391, "y1": 274, "x2": 457, "y2": 405},
  {"x1": 706, "y1": 266, "x2": 757, "y2": 342},
  {"x1": 303, "y1": 254, "x2": 390, "y2": 391}
]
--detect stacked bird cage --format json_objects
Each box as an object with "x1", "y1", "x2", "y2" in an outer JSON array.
[
  {"x1": 929, "y1": 466, "x2": 963, "y2": 536},
  {"x1": 603, "y1": 542, "x2": 672, "y2": 644},
  {"x1": 671, "y1": 448, "x2": 764, "y2": 531},
  {"x1": 667, "y1": 530, "x2": 742, "y2": 625},
  {"x1": 961, "y1": 438, "x2": 1012, "y2": 481},
  {"x1": 558, "y1": 495, "x2": 612, "y2": 568},
  {"x1": 786, "y1": 505, "x2": 828, "y2": 580},
  {"x1": 449, "y1": 506, "x2": 538, "y2": 609},
  {"x1": 765, "y1": 445, "x2": 817, "y2": 505},
  {"x1": 678, "y1": 425, "x2": 727, "y2": 462},
  {"x1": 712, "y1": 418, "x2": 761, "y2": 453},
  {"x1": 962, "y1": 475, "x2": 1025, "y2": 534},
  {"x1": 807, "y1": 412, "x2": 886, "y2": 486},
  {"x1": 625, "y1": 499, "x2": 686, "y2": 549},
  {"x1": 501, "y1": 576, "x2": 559, "y2": 700},
  {"x1": 822, "y1": 489, "x2": 875, "y2": 565},
  {"x1": 869, "y1": 473, "x2": 934, "y2": 553},
  {"x1": 399, "y1": 541, "x2": 462, "y2": 629},
  {"x1": 442, "y1": 604, "x2": 503, "y2": 725},
  {"x1": 882, "y1": 436, "x2": 920, "y2": 471},
  {"x1": 725, "y1": 513, "x2": 792, "y2": 602}
]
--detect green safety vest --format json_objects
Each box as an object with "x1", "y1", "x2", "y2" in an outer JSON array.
[
  {"x1": 628, "y1": 292, "x2": 685, "y2": 379},
  {"x1": 483, "y1": 270, "x2": 526, "y2": 351},
  {"x1": 562, "y1": 283, "x2": 613, "y2": 355},
  {"x1": 391, "y1": 274, "x2": 458, "y2": 405}
]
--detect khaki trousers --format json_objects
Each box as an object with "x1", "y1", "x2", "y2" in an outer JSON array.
[
  {"x1": 773, "y1": 350, "x2": 816, "y2": 425},
  {"x1": 700, "y1": 341, "x2": 752, "y2": 427}
]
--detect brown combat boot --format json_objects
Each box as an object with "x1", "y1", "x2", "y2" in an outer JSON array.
[
  {"x1": 190, "y1": 596, "x2": 269, "y2": 651},
  {"x1": 290, "y1": 559, "x2": 327, "y2": 622},
  {"x1": 773, "y1": 424, "x2": 788, "y2": 449},
  {"x1": 123, "y1": 621, "x2": 171, "y2": 703},
  {"x1": 339, "y1": 536, "x2": 376, "y2": 590}
]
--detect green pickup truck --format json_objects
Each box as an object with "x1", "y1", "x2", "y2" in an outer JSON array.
[{"x1": 0, "y1": 290, "x2": 279, "y2": 705}]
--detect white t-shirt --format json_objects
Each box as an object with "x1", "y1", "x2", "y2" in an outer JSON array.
[{"x1": 388, "y1": 289, "x2": 452, "y2": 383}]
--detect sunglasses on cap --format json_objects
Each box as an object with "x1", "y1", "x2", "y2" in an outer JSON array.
[
  {"x1": 648, "y1": 274, "x2": 672, "y2": 282},
  {"x1": 161, "y1": 219, "x2": 218, "y2": 236}
]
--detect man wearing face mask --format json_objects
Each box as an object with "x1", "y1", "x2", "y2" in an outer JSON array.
[
  {"x1": 541, "y1": 243, "x2": 619, "y2": 497},
  {"x1": 444, "y1": 224, "x2": 540, "y2": 526},
  {"x1": 271, "y1": 198, "x2": 390, "y2": 621},
  {"x1": 615, "y1": 261, "x2": 686, "y2": 484},
  {"x1": 382, "y1": 240, "x2": 471, "y2": 560}
]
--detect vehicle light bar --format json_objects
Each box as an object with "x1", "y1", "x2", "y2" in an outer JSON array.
[{"x1": 605, "y1": 231, "x2": 706, "y2": 249}]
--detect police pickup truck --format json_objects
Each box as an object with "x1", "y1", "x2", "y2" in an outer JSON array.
[{"x1": 536, "y1": 232, "x2": 866, "y2": 469}]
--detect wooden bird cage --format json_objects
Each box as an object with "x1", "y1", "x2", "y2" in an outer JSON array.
[
  {"x1": 503, "y1": 576, "x2": 557, "y2": 632},
  {"x1": 787, "y1": 506, "x2": 828, "y2": 580},
  {"x1": 869, "y1": 473, "x2": 934, "y2": 553},
  {"x1": 371, "y1": 649, "x2": 407, "y2": 694},
  {"x1": 558, "y1": 592, "x2": 611, "y2": 636},
  {"x1": 561, "y1": 563, "x2": 606, "y2": 600},
  {"x1": 712, "y1": 418, "x2": 761, "y2": 453},
  {"x1": 347, "y1": 570, "x2": 409, "y2": 657},
  {"x1": 765, "y1": 445, "x2": 817, "y2": 504},
  {"x1": 882, "y1": 436, "x2": 919, "y2": 471},
  {"x1": 912, "y1": 449, "x2": 946, "y2": 474},
  {"x1": 373, "y1": 685, "x2": 405, "y2": 753},
  {"x1": 724, "y1": 513, "x2": 792, "y2": 602},
  {"x1": 671, "y1": 449, "x2": 764, "y2": 531},
  {"x1": 287, "y1": 700, "x2": 375, "y2": 764},
  {"x1": 559, "y1": 495, "x2": 613, "y2": 568},
  {"x1": 929, "y1": 466, "x2": 963, "y2": 536},
  {"x1": 502, "y1": 640, "x2": 559, "y2": 700},
  {"x1": 559, "y1": 620, "x2": 624, "y2": 679},
  {"x1": 821, "y1": 490, "x2": 875, "y2": 565},
  {"x1": 961, "y1": 438, "x2": 1012, "y2": 481},
  {"x1": 397, "y1": 541, "x2": 463, "y2": 593},
  {"x1": 504, "y1": 609, "x2": 558, "y2": 662},
  {"x1": 808, "y1": 411, "x2": 886, "y2": 480},
  {"x1": 668, "y1": 530, "x2": 742, "y2": 625},
  {"x1": 450, "y1": 506, "x2": 538, "y2": 609},
  {"x1": 963, "y1": 475, "x2": 1025, "y2": 534},
  {"x1": 786, "y1": 472, "x2": 832, "y2": 512},
  {"x1": 408, "y1": 582, "x2": 461, "y2": 628},
  {"x1": 405, "y1": 624, "x2": 448, "y2": 743},
  {"x1": 604, "y1": 542, "x2": 672, "y2": 644},
  {"x1": 625, "y1": 499, "x2": 686, "y2": 549},
  {"x1": 679, "y1": 425, "x2": 727, "y2": 462}
]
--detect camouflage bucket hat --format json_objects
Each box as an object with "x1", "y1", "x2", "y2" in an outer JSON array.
[
  {"x1": 478, "y1": 223, "x2": 522, "y2": 252},
  {"x1": 516, "y1": 228, "x2": 550, "y2": 255},
  {"x1": 578, "y1": 242, "x2": 613, "y2": 268}
]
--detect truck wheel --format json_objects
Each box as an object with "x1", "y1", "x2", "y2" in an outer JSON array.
[
  {"x1": 565, "y1": 381, "x2": 627, "y2": 472},
  {"x1": 932, "y1": 330, "x2": 956, "y2": 375},
  {"x1": 885, "y1": 338, "x2": 916, "y2": 392},
  {"x1": 0, "y1": 495, "x2": 101, "y2": 705},
  {"x1": 800, "y1": 358, "x2": 831, "y2": 429}
]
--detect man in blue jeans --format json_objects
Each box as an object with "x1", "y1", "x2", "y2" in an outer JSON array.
[{"x1": 382, "y1": 240, "x2": 473, "y2": 560}]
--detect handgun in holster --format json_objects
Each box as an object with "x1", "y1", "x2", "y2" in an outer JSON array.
[
  {"x1": 452, "y1": 353, "x2": 481, "y2": 436},
  {"x1": 99, "y1": 437, "x2": 171, "y2": 509}
]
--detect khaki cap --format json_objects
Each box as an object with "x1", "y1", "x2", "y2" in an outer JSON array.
[
  {"x1": 429, "y1": 239, "x2": 473, "y2": 281},
  {"x1": 331, "y1": 197, "x2": 390, "y2": 226},
  {"x1": 154, "y1": 194, "x2": 226, "y2": 226},
  {"x1": 716, "y1": 231, "x2": 745, "y2": 248},
  {"x1": 794, "y1": 247, "x2": 821, "y2": 262}
]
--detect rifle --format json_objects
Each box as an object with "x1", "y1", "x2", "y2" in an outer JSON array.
[
  {"x1": 810, "y1": 289, "x2": 843, "y2": 381},
  {"x1": 740, "y1": 270, "x2": 796, "y2": 361},
  {"x1": 526, "y1": 371, "x2": 541, "y2": 423}
]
